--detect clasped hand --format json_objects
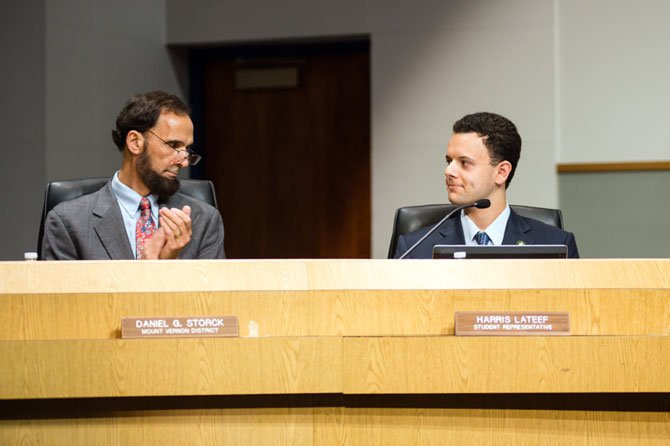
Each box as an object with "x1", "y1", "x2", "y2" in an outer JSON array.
[{"x1": 141, "y1": 205, "x2": 192, "y2": 259}]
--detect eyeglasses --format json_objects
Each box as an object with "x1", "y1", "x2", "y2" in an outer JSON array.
[{"x1": 147, "y1": 130, "x2": 202, "y2": 166}]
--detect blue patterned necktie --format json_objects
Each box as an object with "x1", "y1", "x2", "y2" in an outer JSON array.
[{"x1": 475, "y1": 231, "x2": 491, "y2": 245}]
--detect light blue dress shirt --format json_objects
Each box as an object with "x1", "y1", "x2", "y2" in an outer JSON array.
[
  {"x1": 111, "y1": 171, "x2": 159, "y2": 258},
  {"x1": 460, "y1": 204, "x2": 510, "y2": 246}
]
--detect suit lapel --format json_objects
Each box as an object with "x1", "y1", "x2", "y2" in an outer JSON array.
[
  {"x1": 423, "y1": 209, "x2": 537, "y2": 247},
  {"x1": 92, "y1": 183, "x2": 134, "y2": 259},
  {"x1": 160, "y1": 193, "x2": 185, "y2": 209},
  {"x1": 436, "y1": 216, "x2": 466, "y2": 245},
  {"x1": 502, "y1": 210, "x2": 533, "y2": 245}
]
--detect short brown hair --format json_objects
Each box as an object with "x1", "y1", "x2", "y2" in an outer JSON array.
[
  {"x1": 453, "y1": 112, "x2": 522, "y2": 188},
  {"x1": 111, "y1": 90, "x2": 190, "y2": 151}
]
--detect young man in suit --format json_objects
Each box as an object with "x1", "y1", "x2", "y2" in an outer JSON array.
[
  {"x1": 394, "y1": 112, "x2": 579, "y2": 259},
  {"x1": 42, "y1": 90, "x2": 225, "y2": 260}
]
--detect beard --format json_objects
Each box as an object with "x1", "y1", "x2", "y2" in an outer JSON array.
[{"x1": 136, "y1": 147, "x2": 180, "y2": 202}]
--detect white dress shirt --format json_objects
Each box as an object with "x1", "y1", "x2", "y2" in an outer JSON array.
[{"x1": 460, "y1": 204, "x2": 510, "y2": 245}]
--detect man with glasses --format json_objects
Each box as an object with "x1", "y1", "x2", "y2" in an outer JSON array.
[{"x1": 42, "y1": 90, "x2": 225, "y2": 260}]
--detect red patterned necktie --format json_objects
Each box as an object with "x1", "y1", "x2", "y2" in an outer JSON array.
[{"x1": 135, "y1": 197, "x2": 156, "y2": 259}]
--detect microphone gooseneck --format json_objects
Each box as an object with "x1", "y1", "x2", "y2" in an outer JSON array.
[{"x1": 398, "y1": 199, "x2": 491, "y2": 259}]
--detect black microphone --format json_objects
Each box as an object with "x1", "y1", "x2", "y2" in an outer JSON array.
[{"x1": 398, "y1": 199, "x2": 491, "y2": 259}]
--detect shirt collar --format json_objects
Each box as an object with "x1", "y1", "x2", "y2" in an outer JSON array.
[
  {"x1": 111, "y1": 171, "x2": 159, "y2": 220},
  {"x1": 460, "y1": 204, "x2": 510, "y2": 245}
]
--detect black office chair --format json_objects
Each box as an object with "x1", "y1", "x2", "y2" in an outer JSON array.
[
  {"x1": 387, "y1": 203, "x2": 564, "y2": 258},
  {"x1": 37, "y1": 177, "x2": 218, "y2": 259}
]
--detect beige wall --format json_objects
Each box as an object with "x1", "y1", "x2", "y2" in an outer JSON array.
[
  {"x1": 167, "y1": 0, "x2": 669, "y2": 258},
  {"x1": 557, "y1": 0, "x2": 670, "y2": 163},
  {"x1": 167, "y1": 0, "x2": 558, "y2": 258}
]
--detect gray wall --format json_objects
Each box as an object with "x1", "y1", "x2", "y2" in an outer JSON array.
[
  {"x1": 0, "y1": 0, "x2": 181, "y2": 260},
  {"x1": 556, "y1": 0, "x2": 670, "y2": 258},
  {"x1": 45, "y1": 0, "x2": 181, "y2": 181},
  {"x1": 0, "y1": 2, "x2": 46, "y2": 260},
  {"x1": 560, "y1": 171, "x2": 670, "y2": 258},
  {"x1": 1, "y1": 0, "x2": 667, "y2": 259}
]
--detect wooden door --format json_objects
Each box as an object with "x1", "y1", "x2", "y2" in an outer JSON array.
[{"x1": 198, "y1": 42, "x2": 370, "y2": 258}]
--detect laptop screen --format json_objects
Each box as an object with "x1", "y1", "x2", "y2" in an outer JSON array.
[{"x1": 432, "y1": 244, "x2": 568, "y2": 259}]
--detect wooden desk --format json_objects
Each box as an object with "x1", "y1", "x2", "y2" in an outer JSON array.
[{"x1": 1, "y1": 260, "x2": 668, "y2": 444}]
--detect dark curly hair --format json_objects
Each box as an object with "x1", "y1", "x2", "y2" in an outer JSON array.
[
  {"x1": 111, "y1": 90, "x2": 191, "y2": 151},
  {"x1": 452, "y1": 112, "x2": 521, "y2": 188}
]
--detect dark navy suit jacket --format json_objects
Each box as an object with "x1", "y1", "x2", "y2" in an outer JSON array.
[{"x1": 394, "y1": 209, "x2": 580, "y2": 259}]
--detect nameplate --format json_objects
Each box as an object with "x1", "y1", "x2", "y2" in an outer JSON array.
[
  {"x1": 122, "y1": 316, "x2": 239, "y2": 339},
  {"x1": 455, "y1": 312, "x2": 569, "y2": 336}
]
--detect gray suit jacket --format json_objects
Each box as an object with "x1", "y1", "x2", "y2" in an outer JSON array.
[{"x1": 42, "y1": 181, "x2": 225, "y2": 260}]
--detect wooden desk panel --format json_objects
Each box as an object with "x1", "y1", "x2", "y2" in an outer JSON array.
[
  {"x1": 0, "y1": 288, "x2": 668, "y2": 339},
  {"x1": 1, "y1": 405, "x2": 668, "y2": 445},
  {"x1": 3, "y1": 336, "x2": 668, "y2": 400},
  {"x1": 1, "y1": 260, "x2": 669, "y2": 340},
  {"x1": 315, "y1": 406, "x2": 670, "y2": 445},
  {"x1": 0, "y1": 337, "x2": 342, "y2": 399},
  {"x1": 343, "y1": 336, "x2": 670, "y2": 394},
  {"x1": 2, "y1": 259, "x2": 670, "y2": 294},
  {"x1": 0, "y1": 259, "x2": 668, "y2": 444}
]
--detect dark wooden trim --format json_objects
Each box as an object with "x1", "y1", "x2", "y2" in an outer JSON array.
[
  {"x1": 557, "y1": 161, "x2": 670, "y2": 173},
  {"x1": 2, "y1": 393, "x2": 668, "y2": 418}
]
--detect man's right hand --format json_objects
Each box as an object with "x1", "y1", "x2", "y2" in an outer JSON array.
[
  {"x1": 139, "y1": 206, "x2": 192, "y2": 260},
  {"x1": 140, "y1": 229, "x2": 167, "y2": 260}
]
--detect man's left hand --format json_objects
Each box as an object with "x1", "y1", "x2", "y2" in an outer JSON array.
[{"x1": 157, "y1": 205, "x2": 192, "y2": 259}]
